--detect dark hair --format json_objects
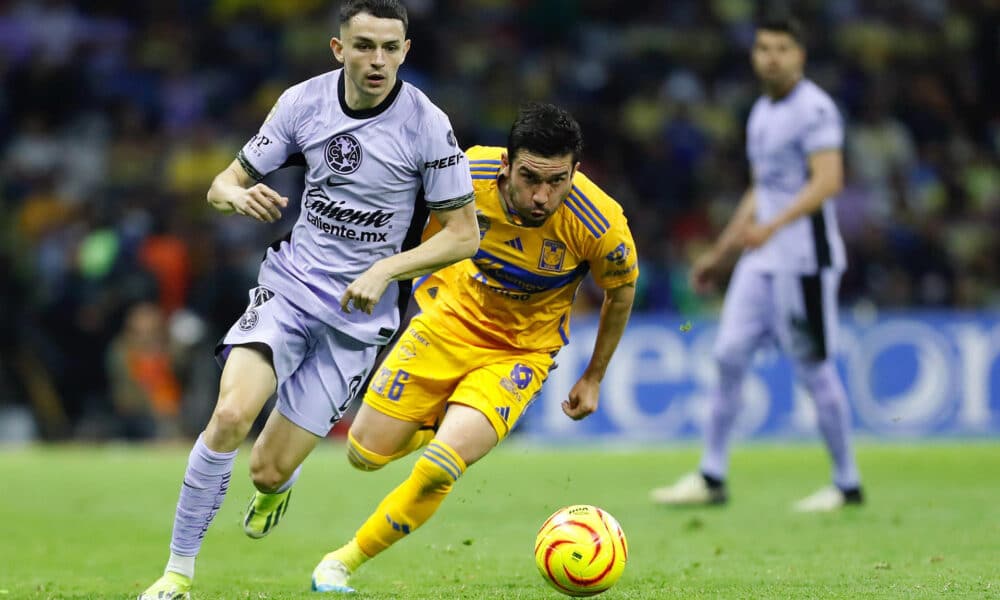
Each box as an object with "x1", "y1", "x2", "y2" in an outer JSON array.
[
  {"x1": 756, "y1": 15, "x2": 805, "y2": 46},
  {"x1": 507, "y1": 103, "x2": 584, "y2": 164},
  {"x1": 339, "y1": 0, "x2": 409, "y2": 33}
]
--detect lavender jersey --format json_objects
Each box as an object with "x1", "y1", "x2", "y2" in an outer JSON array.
[
  {"x1": 742, "y1": 79, "x2": 847, "y2": 273},
  {"x1": 236, "y1": 69, "x2": 474, "y2": 345}
]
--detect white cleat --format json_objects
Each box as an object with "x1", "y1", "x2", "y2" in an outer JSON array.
[
  {"x1": 793, "y1": 485, "x2": 864, "y2": 512},
  {"x1": 650, "y1": 472, "x2": 727, "y2": 505},
  {"x1": 311, "y1": 558, "x2": 355, "y2": 594}
]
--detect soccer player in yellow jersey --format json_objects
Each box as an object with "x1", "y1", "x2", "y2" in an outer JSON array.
[{"x1": 310, "y1": 102, "x2": 639, "y2": 592}]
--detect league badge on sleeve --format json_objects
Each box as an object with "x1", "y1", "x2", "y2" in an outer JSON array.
[{"x1": 605, "y1": 242, "x2": 630, "y2": 266}]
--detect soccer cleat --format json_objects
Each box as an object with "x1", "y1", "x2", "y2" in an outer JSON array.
[
  {"x1": 311, "y1": 557, "x2": 356, "y2": 594},
  {"x1": 649, "y1": 472, "x2": 728, "y2": 505},
  {"x1": 242, "y1": 489, "x2": 292, "y2": 539},
  {"x1": 793, "y1": 485, "x2": 864, "y2": 512},
  {"x1": 137, "y1": 571, "x2": 192, "y2": 600}
]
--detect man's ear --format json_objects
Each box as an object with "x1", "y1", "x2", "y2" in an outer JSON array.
[{"x1": 330, "y1": 37, "x2": 344, "y2": 64}]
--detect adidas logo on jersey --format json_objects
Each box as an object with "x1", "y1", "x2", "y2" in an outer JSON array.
[{"x1": 504, "y1": 238, "x2": 524, "y2": 251}]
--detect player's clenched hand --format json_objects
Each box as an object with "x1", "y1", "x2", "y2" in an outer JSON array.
[
  {"x1": 562, "y1": 378, "x2": 600, "y2": 420},
  {"x1": 230, "y1": 183, "x2": 288, "y2": 223},
  {"x1": 341, "y1": 265, "x2": 392, "y2": 315}
]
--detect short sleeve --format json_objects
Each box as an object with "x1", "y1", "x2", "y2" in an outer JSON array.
[
  {"x1": 801, "y1": 98, "x2": 844, "y2": 155},
  {"x1": 236, "y1": 89, "x2": 301, "y2": 181},
  {"x1": 417, "y1": 110, "x2": 474, "y2": 211},
  {"x1": 589, "y1": 213, "x2": 639, "y2": 290}
]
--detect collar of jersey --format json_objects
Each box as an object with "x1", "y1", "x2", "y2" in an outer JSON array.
[{"x1": 338, "y1": 69, "x2": 403, "y2": 119}]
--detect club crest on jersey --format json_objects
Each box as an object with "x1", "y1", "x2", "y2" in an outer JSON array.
[
  {"x1": 605, "y1": 242, "x2": 630, "y2": 266},
  {"x1": 238, "y1": 309, "x2": 259, "y2": 331},
  {"x1": 538, "y1": 239, "x2": 566, "y2": 272},
  {"x1": 325, "y1": 133, "x2": 363, "y2": 175}
]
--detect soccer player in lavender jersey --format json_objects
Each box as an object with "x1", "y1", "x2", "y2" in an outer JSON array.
[
  {"x1": 651, "y1": 17, "x2": 863, "y2": 512},
  {"x1": 139, "y1": 2, "x2": 479, "y2": 598}
]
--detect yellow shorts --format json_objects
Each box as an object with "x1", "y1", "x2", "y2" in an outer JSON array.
[{"x1": 363, "y1": 312, "x2": 553, "y2": 440}]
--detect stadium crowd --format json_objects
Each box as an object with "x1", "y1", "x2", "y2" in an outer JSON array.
[{"x1": 1, "y1": 0, "x2": 997, "y2": 440}]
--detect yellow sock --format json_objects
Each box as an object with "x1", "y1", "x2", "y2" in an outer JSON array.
[
  {"x1": 355, "y1": 440, "x2": 466, "y2": 558},
  {"x1": 325, "y1": 538, "x2": 370, "y2": 572}
]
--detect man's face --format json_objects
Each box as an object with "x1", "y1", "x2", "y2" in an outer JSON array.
[
  {"x1": 751, "y1": 30, "x2": 804, "y2": 91},
  {"x1": 331, "y1": 12, "x2": 410, "y2": 105},
  {"x1": 501, "y1": 150, "x2": 578, "y2": 227}
]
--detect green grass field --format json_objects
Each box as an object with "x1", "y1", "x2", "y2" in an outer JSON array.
[{"x1": 2, "y1": 442, "x2": 998, "y2": 599}]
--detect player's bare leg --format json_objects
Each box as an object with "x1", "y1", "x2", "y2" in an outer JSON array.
[
  {"x1": 242, "y1": 409, "x2": 321, "y2": 538},
  {"x1": 312, "y1": 404, "x2": 497, "y2": 593},
  {"x1": 140, "y1": 345, "x2": 276, "y2": 599},
  {"x1": 431, "y1": 403, "x2": 499, "y2": 465},
  {"x1": 205, "y1": 345, "x2": 279, "y2": 450}
]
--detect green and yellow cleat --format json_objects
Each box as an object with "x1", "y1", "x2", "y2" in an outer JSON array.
[
  {"x1": 242, "y1": 489, "x2": 292, "y2": 539},
  {"x1": 137, "y1": 571, "x2": 192, "y2": 600}
]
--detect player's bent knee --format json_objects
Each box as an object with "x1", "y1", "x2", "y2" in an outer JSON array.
[
  {"x1": 205, "y1": 405, "x2": 256, "y2": 446},
  {"x1": 212, "y1": 404, "x2": 252, "y2": 429},
  {"x1": 346, "y1": 431, "x2": 393, "y2": 472}
]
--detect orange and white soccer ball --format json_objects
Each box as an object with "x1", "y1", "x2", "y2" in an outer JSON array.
[{"x1": 534, "y1": 505, "x2": 628, "y2": 596}]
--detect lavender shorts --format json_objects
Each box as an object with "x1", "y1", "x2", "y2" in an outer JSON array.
[{"x1": 217, "y1": 286, "x2": 378, "y2": 436}]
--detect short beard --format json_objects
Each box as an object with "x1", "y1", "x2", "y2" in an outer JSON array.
[{"x1": 518, "y1": 216, "x2": 546, "y2": 228}]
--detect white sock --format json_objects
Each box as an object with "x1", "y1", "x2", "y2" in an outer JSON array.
[{"x1": 165, "y1": 552, "x2": 195, "y2": 579}]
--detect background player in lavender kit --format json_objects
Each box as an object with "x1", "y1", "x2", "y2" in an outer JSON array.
[
  {"x1": 651, "y1": 16, "x2": 863, "y2": 512},
  {"x1": 139, "y1": 2, "x2": 479, "y2": 598}
]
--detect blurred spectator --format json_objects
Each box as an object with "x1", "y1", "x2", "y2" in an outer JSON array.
[{"x1": 105, "y1": 302, "x2": 183, "y2": 440}]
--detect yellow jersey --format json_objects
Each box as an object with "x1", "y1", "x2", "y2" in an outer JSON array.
[{"x1": 415, "y1": 146, "x2": 639, "y2": 353}]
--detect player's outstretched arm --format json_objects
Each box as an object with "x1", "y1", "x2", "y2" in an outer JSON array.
[
  {"x1": 341, "y1": 200, "x2": 479, "y2": 314},
  {"x1": 562, "y1": 282, "x2": 636, "y2": 420},
  {"x1": 690, "y1": 186, "x2": 756, "y2": 294},
  {"x1": 207, "y1": 159, "x2": 289, "y2": 223}
]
